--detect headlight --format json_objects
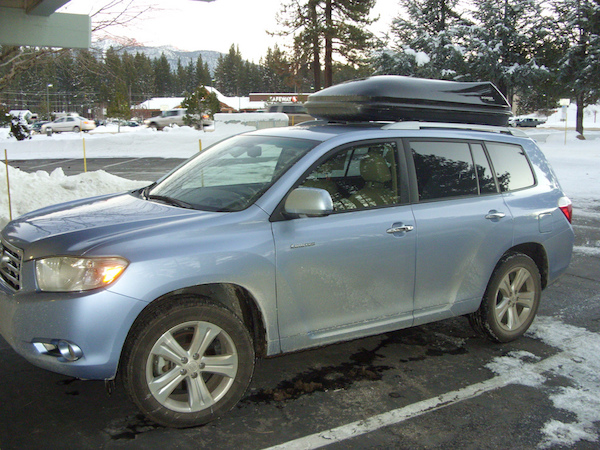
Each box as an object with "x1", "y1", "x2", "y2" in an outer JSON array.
[{"x1": 35, "y1": 256, "x2": 129, "y2": 292}]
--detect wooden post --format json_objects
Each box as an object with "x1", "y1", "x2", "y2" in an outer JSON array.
[{"x1": 83, "y1": 137, "x2": 87, "y2": 172}]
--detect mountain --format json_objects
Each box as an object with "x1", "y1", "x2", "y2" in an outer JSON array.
[{"x1": 93, "y1": 39, "x2": 223, "y2": 73}]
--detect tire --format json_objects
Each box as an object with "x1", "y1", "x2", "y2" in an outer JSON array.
[
  {"x1": 469, "y1": 253, "x2": 541, "y2": 343},
  {"x1": 149, "y1": 122, "x2": 158, "y2": 130},
  {"x1": 73, "y1": 126, "x2": 80, "y2": 133},
  {"x1": 122, "y1": 299, "x2": 255, "y2": 428}
]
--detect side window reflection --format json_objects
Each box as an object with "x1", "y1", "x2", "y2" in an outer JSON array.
[
  {"x1": 412, "y1": 141, "x2": 479, "y2": 201},
  {"x1": 301, "y1": 142, "x2": 400, "y2": 212}
]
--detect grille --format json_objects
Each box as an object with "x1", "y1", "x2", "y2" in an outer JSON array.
[{"x1": 0, "y1": 240, "x2": 23, "y2": 291}]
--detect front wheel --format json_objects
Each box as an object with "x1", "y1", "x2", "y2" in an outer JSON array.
[
  {"x1": 469, "y1": 253, "x2": 541, "y2": 343},
  {"x1": 122, "y1": 300, "x2": 255, "y2": 428}
]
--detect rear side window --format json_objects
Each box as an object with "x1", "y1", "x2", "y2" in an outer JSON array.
[
  {"x1": 485, "y1": 143, "x2": 535, "y2": 192},
  {"x1": 411, "y1": 141, "x2": 478, "y2": 201}
]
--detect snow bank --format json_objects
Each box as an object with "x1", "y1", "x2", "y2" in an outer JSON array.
[
  {"x1": 0, "y1": 122, "x2": 254, "y2": 160},
  {"x1": 0, "y1": 166, "x2": 147, "y2": 229},
  {"x1": 541, "y1": 103, "x2": 600, "y2": 129},
  {"x1": 537, "y1": 130, "x2": 600, "y2": 208}
]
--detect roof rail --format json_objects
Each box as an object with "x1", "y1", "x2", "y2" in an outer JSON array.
[{"x1": 381, "y1": 121, "x2": 528, "y2": 137}]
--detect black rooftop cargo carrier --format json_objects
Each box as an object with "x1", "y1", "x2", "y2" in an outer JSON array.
[{"x1": 304, "y1": 75, "x2": 512, "y2": 127}]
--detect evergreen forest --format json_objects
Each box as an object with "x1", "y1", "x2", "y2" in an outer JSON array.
[{"x1": 1, "y1": 0, "x2": 599, "y2": 134}]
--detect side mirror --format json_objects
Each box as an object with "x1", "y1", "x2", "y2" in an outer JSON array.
[{"x1": 284, "y1": 187, "x2": 334, "y2": 217}]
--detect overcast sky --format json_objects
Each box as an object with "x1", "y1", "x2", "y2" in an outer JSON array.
[{"x1": 61, "y1": 0, "x2": 400, "y2": 61}]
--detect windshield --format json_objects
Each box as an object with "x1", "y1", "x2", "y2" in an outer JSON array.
[{"x1": 147, "y1": 135, "x2": 318, "y2": 211}]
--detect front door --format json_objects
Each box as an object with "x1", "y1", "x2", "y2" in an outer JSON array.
[{"x1": 272, "y1": 141, "x2": 417, "y2": 352}]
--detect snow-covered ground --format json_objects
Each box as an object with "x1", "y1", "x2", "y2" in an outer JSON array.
[{"x1": 1, "y1": 121, "x2": 599, "y2": 447}]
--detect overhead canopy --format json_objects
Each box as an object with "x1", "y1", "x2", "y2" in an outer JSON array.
[
  {"x1": 0, "y1": 0, "x2": 217, "y2": 49},
  {"x1": 0, "y1": 0, "x2": 90, "y2": 48}
]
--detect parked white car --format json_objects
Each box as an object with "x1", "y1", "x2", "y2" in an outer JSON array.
[{"x1": 41, "y1": 116, "x2": 96, "y2": 134}]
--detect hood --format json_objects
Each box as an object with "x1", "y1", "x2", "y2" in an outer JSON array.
[{"x1": 2, "y1": 193, "x2": 223, "y2": 259}]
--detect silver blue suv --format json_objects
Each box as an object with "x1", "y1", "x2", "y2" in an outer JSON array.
[{"x1": 0, "y1": 118, "x2": 573, "y2": 428}]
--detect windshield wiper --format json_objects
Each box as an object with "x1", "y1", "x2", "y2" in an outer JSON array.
[
  {"x1": 147, "y1": 194, "x2": 195, "y2": 209},
  {"x1": 140, "y1": 183, "x2": 156, "y2": 200}
]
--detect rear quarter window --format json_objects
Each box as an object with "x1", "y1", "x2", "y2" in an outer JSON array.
[{"x1": 485, "y1": 142, "x2": 535, "y2": 192}]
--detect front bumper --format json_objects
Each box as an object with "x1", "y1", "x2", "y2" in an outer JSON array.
[{"x1": 0, "y1": 282, "x2": 147, "y2": 380}]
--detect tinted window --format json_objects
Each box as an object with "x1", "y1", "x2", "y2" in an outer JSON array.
[
  {"x1": 411, "y1": 141, "x2": 477, "y2": 201},
  {"x1": 486, "y1": 143, "x2": 535, "y2": 192},
  {"x1": 301, "y1": 142, "x2": 400, "y2": 212},
  {"x1": 471, "y1": 143, "x2": 497, "y2": 194}
]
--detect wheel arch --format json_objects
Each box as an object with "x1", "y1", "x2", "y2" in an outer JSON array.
[
  {"x1": 121, "y1": 283, "x2": 268, "y2": 368},
  {"x1": 506, "y1": 242, "x2": 549, "y2": 289}
]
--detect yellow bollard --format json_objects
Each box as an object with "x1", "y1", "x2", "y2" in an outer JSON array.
[
  {"x1": 4, "y1": 149, "x2": 12, "y2": 221},
  {"x1": 199, "y1": 139, "x2": 202, "y2": 153},
  {"x1": 83, "y1": 137, "x2": 87, "y2": 172}
]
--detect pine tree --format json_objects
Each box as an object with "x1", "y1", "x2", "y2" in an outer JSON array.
[
  {"x1": 260, "y1": 45, "x2": 294, "y2": 92},
  {"x1": 276, "y1": 0, "x2": 377, "y2": 90},
  {"x1": 214, "y1": 45, "x2": 245, "y2": 96},
  {"x1": 133, "y1": 52, "x2": 155, "y2": 101},
  {"x1": 461, "y1": 0, "x2": 550, "y2": 102},
  {"x1": 107, "y1": 79, "x2": 131, "y2": 130},
  {"x1": 552, "y1": 0, "x2": 600, "y2": 136},
  {"x1": 195, "y1": 55, "x2": 212, "y2": 87},
  {"x1": 377, "y1": 0, "x2": 468, "y2": 79},
  {"x1": 181, "y1": 86, "x2": 220, "y2": 129},
  {"x1": 153, "y1": 53, "x2": 173, "y2": 97}
]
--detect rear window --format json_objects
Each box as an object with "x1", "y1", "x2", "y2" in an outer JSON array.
[{"x1": 485, "y1": 142, "x2": 535, "y2": 192}]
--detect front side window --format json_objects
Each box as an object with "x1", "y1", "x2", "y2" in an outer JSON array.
[
  {"x1": 485, "y1": 142, "x2": 535, "y2": 192},
  {"x1": 300, "y1": 142, "x2": 400, "y2": 212},
  {"x1": 148, "y1": 135, "x2": 318, "y2": 211}
]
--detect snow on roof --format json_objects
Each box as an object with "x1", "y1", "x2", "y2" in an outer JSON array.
[
  {"x1": 134, "y1": 98, "x2": 185, "y2": 110},
  {"x1": 133, "y1": 87, "x2": 266, "y2": 112}
]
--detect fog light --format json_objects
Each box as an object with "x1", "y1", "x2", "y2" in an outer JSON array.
[{"x1": 57, "y1": 340, "x2": 83, "y2": 362}]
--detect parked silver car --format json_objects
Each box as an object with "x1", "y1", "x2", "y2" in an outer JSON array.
[
  {"x1": 41, "y1": 115, "x2": 96, "y2": 133},
  {"x1": 0, "y1": 78, "x2": 574, "y2": 428},
  {"x1": 144, "y1": 108, "x2": 187, "y2": 130}
]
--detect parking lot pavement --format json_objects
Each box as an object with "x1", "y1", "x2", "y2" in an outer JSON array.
[
  {"x1": 9, "y1": 158, "x2": 186, "y2": 182},
  {"x1": 0, "y1": 159, "x2": 598, "y2": 449}
]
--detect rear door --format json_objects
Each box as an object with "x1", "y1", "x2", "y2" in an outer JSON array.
[{"x1": 405, "y1": 139, "x2": 514, "y2": 323}]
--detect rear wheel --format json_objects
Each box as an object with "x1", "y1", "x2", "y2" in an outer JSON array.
[
  {"x1": 122, "y1": 299, "x2": 255, "y2": 428},
  {"x1": 73, "y1": 126, "x2": 80, "y2": 133},
  {"x1": 469, "y1": 253, "x2": 541, "y2": 343}
]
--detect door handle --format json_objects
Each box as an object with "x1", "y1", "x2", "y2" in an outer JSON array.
[
  {"x1": 485, "y1": 211, "x2": 506, "y2": 220},
  {"x1": 386, "y1": 225, "x2": 414, "y2": 234}
]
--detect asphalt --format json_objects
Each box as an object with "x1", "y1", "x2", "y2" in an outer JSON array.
[
  {"x1": 9, "y1": 158, "x2": 186, "y2": 182},
  {"x1": 0, "y1": 158, "x2": 598, "y2": 449}
]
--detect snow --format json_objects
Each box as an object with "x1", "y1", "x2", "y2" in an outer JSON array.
[
  {"x1": 1, "y1": 119, "x2": 600, "y2": 447},
  {"x1": 404, "y1": 47, "x2": 431, "y2": 66},
  {"x1": 1, "y1": 122, "x2": 254, "y2": 160},
  {"x1": 134, "y1": 89, "x2": 268, "y2": 113},
  {"x1": 540, "y1": 102, "x2": 600, "y2": 130},
  {"x1": 487, "y1": 317, "x2": 600, "y2": 448}
]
